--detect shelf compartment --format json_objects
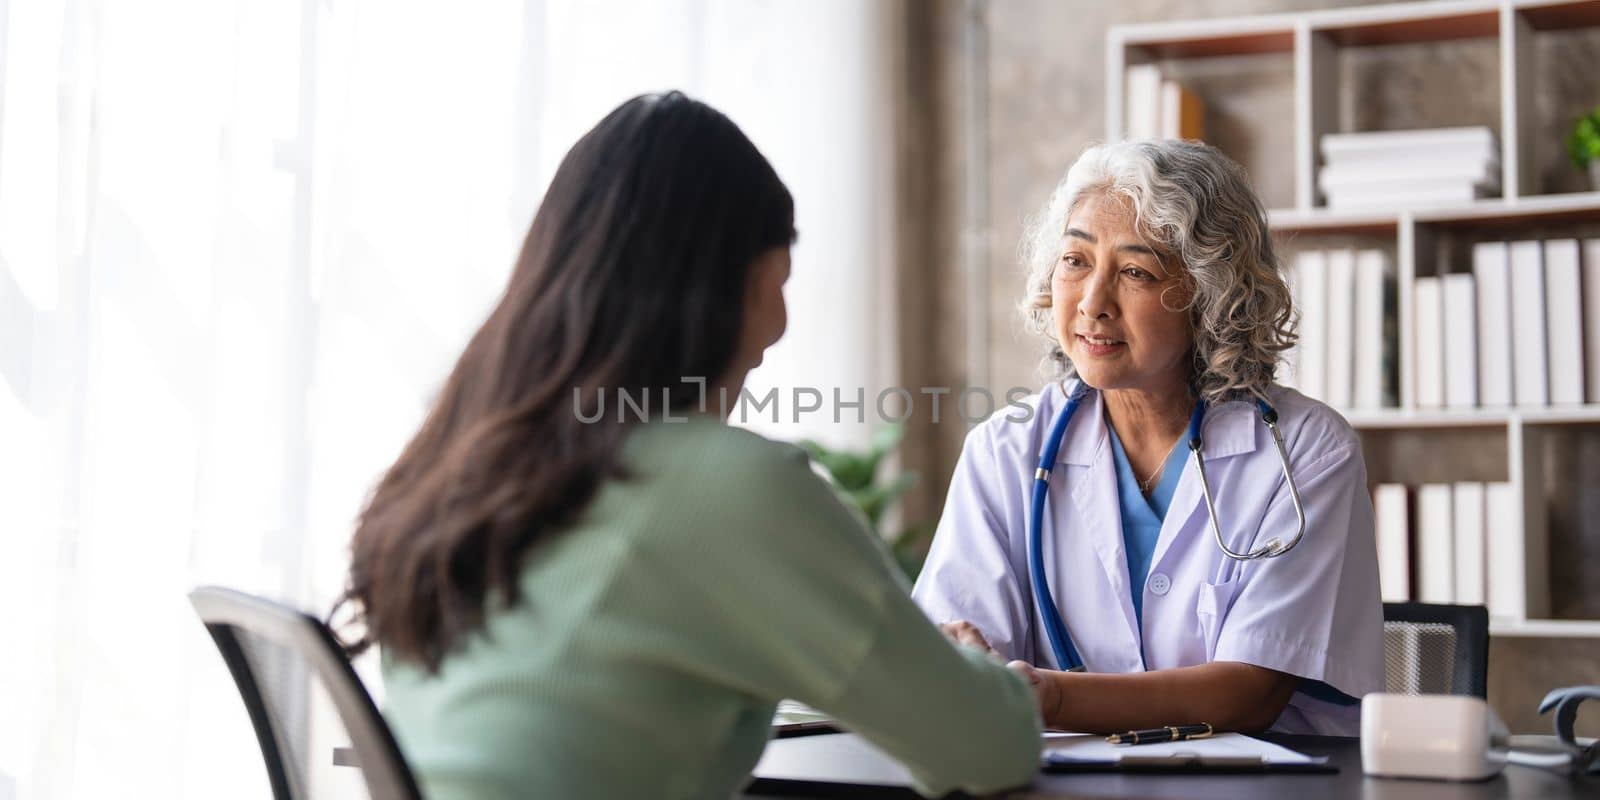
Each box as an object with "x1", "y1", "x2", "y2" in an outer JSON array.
[
  {"x1": 1108, "y1": 19, "x2": 1299, "y2": 209},
  {"x1": 1521, "y1": 421, "x2": 1600, "y2": 621},
  {"x1": 1114, "y1": 18, "x2": 1296, "y2": 60},
  {"x1": 1109, "y1": 50, "x2": 1298, "y2": 209},
  {"x1": 1309, "y1": 1, "x2": 1501, "y2": 47},
  {"x1": 1356, "y1": 425, "x2": 1511, "y2": 485},
  {"x1": 1515, "y1": 0, "x2": 1600, "y2": 31},
  {"x1": 1300, "y1": 25, "x2": 1503, "y2": 210},
  {"x1": 1507, "y1": 1, "x2": 1600, "y2": 197}
]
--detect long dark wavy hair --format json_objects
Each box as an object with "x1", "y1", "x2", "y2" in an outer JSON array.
[{"x1": 339, "y1": 92, "x2": 796, "y2": 671}]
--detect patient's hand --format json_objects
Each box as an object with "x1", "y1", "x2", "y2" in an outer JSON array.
[
  {"x1": 1006, "y1": 660, "x2": 1064, "y2": 725},
  {"x1": 938, "y1": 620, "x2": 1000, "y2": 660}
]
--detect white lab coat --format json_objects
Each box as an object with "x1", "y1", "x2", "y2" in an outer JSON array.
[{"x1": 912, "y1": 382, "x2": 1384, "y2": 735}]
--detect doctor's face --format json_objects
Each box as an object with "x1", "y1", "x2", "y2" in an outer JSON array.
[{"x1": 1051, "y1": 192, "x2": 1193, "y2": 396}]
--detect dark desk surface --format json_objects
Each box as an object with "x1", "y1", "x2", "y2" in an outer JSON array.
[{"x1": 743, "y1": 732, "x2": 1600, "y2": 799}]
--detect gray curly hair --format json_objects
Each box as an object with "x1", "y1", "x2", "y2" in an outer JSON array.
[{"x1": 1020, "y1": 139, "x2": 1295, "y2": 404}]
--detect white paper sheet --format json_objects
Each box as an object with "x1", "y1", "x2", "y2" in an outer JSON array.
[{"x1": 1042, "y1": 731, "x2": 1319, "y2": 765}]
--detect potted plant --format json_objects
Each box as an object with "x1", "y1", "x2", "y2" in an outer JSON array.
[
  {"x1": 798, "y1": 424, "x2": 931, "y2": 580},
  {"x1": 1567, "y1": 105, "x2": 1600, "y2": 190}
]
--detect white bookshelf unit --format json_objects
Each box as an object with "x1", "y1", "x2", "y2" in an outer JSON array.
[{"x1": 1107, "y1": 0, "x2": 1600, "y2": 660}]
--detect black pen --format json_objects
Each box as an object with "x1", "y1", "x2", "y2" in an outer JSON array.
[{"x1": 1105, "y1": 723, "x2": 1213, "y2": 745}]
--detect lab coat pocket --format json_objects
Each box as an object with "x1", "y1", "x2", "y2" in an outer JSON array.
[{"x1": 1195, "y1": 578, "x2": 1241, "y2": 661}]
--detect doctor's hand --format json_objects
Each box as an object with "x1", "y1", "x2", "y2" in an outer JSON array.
[
  {"x1": 1006, "y1": 660, "x2": 1064, "y2": 723},
  {"x1": 938, "y1": 620, "x2": 1001, "y2": 661}
]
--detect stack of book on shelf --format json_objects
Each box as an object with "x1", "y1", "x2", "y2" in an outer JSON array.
[
  {"x1": 1414, "y1": 239, "x2": 1600, "y2": 409},
  {"x1": 1372, "y1": 482, "x2": 1544, "y2": 619},
  {"x1": 1124, "y1": 64, "x2": 1205, "y2": 141},
  {"x1": 1284, "y1": 249, "x2": 1397, "y2": 409},
  {"x1": 1318, "y1": 127, "x2": 1499, "y2": 209}
]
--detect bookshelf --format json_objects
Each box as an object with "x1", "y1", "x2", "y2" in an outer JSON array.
[{"x1": 1107, "y1": 0, "x2": 1600, "y2": 657}]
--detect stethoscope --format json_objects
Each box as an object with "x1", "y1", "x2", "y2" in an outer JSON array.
[{"x1": 1028, "y1": 380, "x2": 1308, "y2": 671}]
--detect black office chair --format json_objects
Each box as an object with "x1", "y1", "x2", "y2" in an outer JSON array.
[
  {"x1": 1381, "y1": 602, "x2": 1489, "y2": 698},
  {"x1": 189, "y1": 586, "x2": 422, "y2": 800}
]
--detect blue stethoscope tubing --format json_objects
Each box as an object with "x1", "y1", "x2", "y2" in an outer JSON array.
[{"x1": 1027, "y1": 381, "x2": 1309, "y2": 672}]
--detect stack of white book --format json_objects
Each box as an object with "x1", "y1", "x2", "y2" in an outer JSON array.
[
  {"x1": 1124, "y1": 65, "x2": 1205, "y2": 141},
  {"x1": 1371, "y1": 482, "x2": 1545, "y2": 619},
  {"x1": 1283, "y1": 248, "x2": 1396, "y2": 409},
  {"x1": 1318, "y1": 127, "x2": 1499, "y2": 209},
  {"x1": 1414, "y1": 238, "x2": 1600, "y2": 409}
]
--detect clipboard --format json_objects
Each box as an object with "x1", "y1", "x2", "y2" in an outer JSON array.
[
  {"x1": 774, "y1": 718, "x2": 841, "y2": 738},
  {"x1": 773, "y1": 700, "x2": 841, "y2": 739},
  {"x1": 1042, "y1": 751, "x2": 1336, "y2": 774},
  {"x1": 1038, "y1": 731, "x2": 1336, "y2": 774}
]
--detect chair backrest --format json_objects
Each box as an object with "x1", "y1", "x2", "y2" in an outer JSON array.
[
  {"x1": 1381, "y1": 602, "x2": 1489, "y2": 698},
  {"x1": 189, "y1": 586, "x2": 422, "y2": 800}
]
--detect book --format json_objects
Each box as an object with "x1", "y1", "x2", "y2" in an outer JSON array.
[
  {"x1": 1159, "y1": 80, "x2": 1205, "y2": 140},
  {"x1": 1484, "y1": 482, "x2": 1521, "y2": 619},
  {"x1": 1294, "y1": 250, "x2": 1329, "y2": 402},
  {"x1": 1325, "y1": 249, "x2": 1355, "y2": 408},
  {"x1": 1452, "y1": 483, "x2": 1486, "y2": 605},
  {"x1": 1543, "y1": 239, "x2": 1585, "y2": 406},
  {"x1": 1318, "y1": 161, "x2": 1500, "y2": 191},
  {"x1": 1317, "y1": 127, "x2": 1500, "y2": 210},
  {"x1": 1125, "y1": 65, "x2": 1162, "y2": 140},
  {"x1": 1508, "y1": 240, "x2": 1548, "y2": 407},
  {"x1": 1442, "y1": 273, "x2": 1478, "y2": 409},
  {"x1": 1473, "y1": 242, "x2": 1513, "y2": 407},
  {"x1": 1353, "y1": 249, "x2": 1396, "y2": 409},
  {"x1": 1416, "y1": 484, "x2": 1455, "y2": 603},
  {"x1": 1414, "y1": 276, "x2": 1444, "y2": 409},
  {"x1": 1373, "y1": 484, "x2": 1411, "y2": 602},
  {"x1": 1587, "y1": 240, "x2": 1600, "y2": 403},
  {"x1": 1322, "y1": 155, "x2": 1498, "y2": 186},
  {"x1": 1320, "y1": 126, "x2": 1497, "y2": 159}
]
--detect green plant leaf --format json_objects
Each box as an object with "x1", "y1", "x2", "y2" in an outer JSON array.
[
  {"x1": 869, "y1": 423, "x2": 905, "y2": 458},
  {"x1": 796, "y1": 424, "x2": 934, "y2": 577},
  {"x1": 799, "y1": 439, "x2": 875, "y2": 489},
  {"x1": 847, "y1": 473, "x2": 916, "y2": 524},
  {"x1": 1569, "y1": 108, "x2": 1600, "y2": 169},
  {"x1": 837, "y1": 455, "x2": 877, "y2": 490}
]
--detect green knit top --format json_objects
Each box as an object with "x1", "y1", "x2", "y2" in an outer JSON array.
[{"x1": 381, "y1": 414, "x2": 1040, "y2": 799}]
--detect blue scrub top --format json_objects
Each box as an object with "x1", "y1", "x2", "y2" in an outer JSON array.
[
  {"x1": 1107, "y1": 416, "x2": 1359, "y2": 707},
  {"x1": 1106, "y1": 424, "x2": 1187, "y2": 630}
]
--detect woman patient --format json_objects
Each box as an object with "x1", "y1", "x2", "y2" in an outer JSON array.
[{"x1": 338, "y1": 92, "x2": 1040, "y2": 799}]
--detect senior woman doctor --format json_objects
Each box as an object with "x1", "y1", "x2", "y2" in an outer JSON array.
[{"x1": 913, "y1": 139, "x2": 1383, "y2": 737}]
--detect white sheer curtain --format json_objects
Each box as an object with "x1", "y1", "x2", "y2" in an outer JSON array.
[{"x1": 0, "y1": 1, "x2": 898, "y2": 798}]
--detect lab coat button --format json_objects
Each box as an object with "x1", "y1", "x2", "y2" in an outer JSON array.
[{"x1": 1148, "y1": 572, "x2": 1171, "y2": 595}]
